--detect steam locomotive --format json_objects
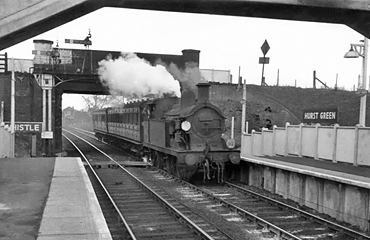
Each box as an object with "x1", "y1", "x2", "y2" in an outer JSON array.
[{"x1": 92, "y1": 83, "x2": 240, "y2": 182}]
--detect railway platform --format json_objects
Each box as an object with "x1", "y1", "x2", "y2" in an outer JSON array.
[
  {"x1": 0, "y1": 157, "x2": 112, "y2": 239},
  {"x1": 240, "y1": 154, "x2": 370, "y2": 231},
  {"x1": 241, "y1": 155, "x2": 370, "y2": 189}
]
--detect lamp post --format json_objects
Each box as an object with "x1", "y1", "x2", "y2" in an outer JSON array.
[{"x1": 344, "y1": 37, "x2": 368, "y2": 127}]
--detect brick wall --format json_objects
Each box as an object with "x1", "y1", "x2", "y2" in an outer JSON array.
[
  {"x1": 0, "y1": 73, "x2": 42, "y2": 122},
  {"x1": 208, "y1": 82, "x2": 367, "y2": 147},
  {"x1": 0, "y1": 73, "x2": 43, "y2": 156}
]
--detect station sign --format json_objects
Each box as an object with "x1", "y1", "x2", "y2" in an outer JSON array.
[
  {"x1": 302, "y1": 108, "x2": 338, "y2": 124},
  {"x1": 5, "y1": 122, "x2": 43, "y2": 133},
  {"x1": 65, "y1": 39, "x2": 92, "y2": 46},
  {"x1": 259, "y1": 57, "x2": 270, "y2": 64},
  {"x1": 261, "y1": 40, "x2": 270, "y2": 55}
]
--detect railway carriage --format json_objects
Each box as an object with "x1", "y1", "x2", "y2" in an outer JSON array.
[
  {"x1": 92, "y1": 108, "x2": 108, "y2": 134},
  {"x1": 92, "y1": 83, "x2": 240, "y2": 182}
]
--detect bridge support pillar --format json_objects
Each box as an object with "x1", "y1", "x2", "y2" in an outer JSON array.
[{"x1": 54, "y1": 88, "x2": 63, "y2": 155}]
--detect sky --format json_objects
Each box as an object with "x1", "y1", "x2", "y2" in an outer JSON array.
[{"x1": 2, "y1": 7, "x2": 366, "y2": 110}]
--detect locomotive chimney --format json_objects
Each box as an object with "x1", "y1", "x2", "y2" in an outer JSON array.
[
  {"x1": 197, "y1": 83, "x2": 211, "y2": 103},
  {"x1": 181, "y1": 89, "x2": 196, "y2": 108},
  {"x1": 181, "y1": 49, "x2": 200, "y2": 67}
]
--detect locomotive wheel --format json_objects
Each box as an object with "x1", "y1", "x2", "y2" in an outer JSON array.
[
  {"x1": 166, "y1": 156, "x2": 179, "y2": 177},
  {"x1": 176, "y1": 165, "x2": 197, "y2": 181},
  {"x1": 153, "y1": 151, "x2": 164, "y2": 169}
]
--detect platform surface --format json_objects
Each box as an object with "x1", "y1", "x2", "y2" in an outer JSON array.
[
  {"x1": 0, "y1": 157, "x2": 55, "y2": 240},
  {"x1": 242, "y1": 155, "x2": 370, "y2": 189},
  {"x1": 37, "y1": 157, "x2": 112, "y2": 240}
]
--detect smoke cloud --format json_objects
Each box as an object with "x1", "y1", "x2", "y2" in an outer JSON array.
[
  {"x1": 98, "y1": 53, "x2": 181, "y2": 98},
  {"x1": 155, "y1": 60, "x2": 206, "y2": 94}
]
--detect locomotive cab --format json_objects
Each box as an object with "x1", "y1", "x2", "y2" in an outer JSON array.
[{"x1": 160, "y1": 83, "x2": 240, "y2": 181}]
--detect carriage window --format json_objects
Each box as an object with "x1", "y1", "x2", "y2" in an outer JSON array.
[{"x1": 133, "y1": 113, "x2": 137, "y2": 124}]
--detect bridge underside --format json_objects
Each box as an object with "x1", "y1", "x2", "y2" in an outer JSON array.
[
  {"x1": 55, "y1": 75, "x2": 109, "y2": 95},
  {"x1": 1, "y1": 0, "x2": 370, "y2": 50}
]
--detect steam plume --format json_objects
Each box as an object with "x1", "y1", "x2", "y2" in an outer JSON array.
[
  {"x1": 156, "y1": 60, "x2": 206, "y2": 93},
  {"x1": 98, "y1": 53, "x2": 181, "y2": 98}
]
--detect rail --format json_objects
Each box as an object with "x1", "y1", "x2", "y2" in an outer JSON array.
[
  {"x1": 226, "y1": 182, "x2": 370, "y2": 240},
  {"x1": 62, "y1": 133, "x2": 137, "y2": 239},
  {"x1": 63, "y1": 128, "x2": 215, "y2": 240}
]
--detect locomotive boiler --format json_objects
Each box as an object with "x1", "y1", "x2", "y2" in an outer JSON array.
[{"x1": 92, "y1": 83, "x2": 240, "y2": 182}]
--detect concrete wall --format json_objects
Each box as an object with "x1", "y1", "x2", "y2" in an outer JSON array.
[{"x1": 243, "y1": 163, "x2": 370, "y2": 231}]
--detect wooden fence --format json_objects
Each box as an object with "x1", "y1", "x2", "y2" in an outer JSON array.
[
  {"x1": 241, "y1": 122, "x2": 370, "y2": 166},
  {"x1": 0, "y1": 122, "x2": 13, "y2": 158}
]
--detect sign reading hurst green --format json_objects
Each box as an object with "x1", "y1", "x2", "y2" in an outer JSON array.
[{"x1": 302, "y1": 108, "x2": 338, "y2": 124}]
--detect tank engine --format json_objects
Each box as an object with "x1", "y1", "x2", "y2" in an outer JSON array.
[{"x1": 92, "y1": 83, "x2": 240, "y2": 182}]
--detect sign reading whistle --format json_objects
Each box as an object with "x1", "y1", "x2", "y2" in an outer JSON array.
[{"x1": 12, "y1": 122, "x2": 43, "y2": 132}]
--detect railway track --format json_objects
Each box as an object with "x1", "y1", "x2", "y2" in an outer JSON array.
[
  {"x1": 166, "y1": 174, "x2": 370, "y2": 239},
  {"x1": 62, "y1": 128, "x2": 233, "y2": 240},
  {"x1": 64, "y1": 127, "x2": 370, "y2": 239}
]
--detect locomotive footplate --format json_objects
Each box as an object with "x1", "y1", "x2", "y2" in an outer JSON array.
[{"x1": 143, "y1": 142, "x2": 240, "y2": 182}]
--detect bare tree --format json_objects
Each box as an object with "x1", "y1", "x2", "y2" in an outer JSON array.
[{"x1": 82, "y1": 95, "x2": 125, "y2": 112}]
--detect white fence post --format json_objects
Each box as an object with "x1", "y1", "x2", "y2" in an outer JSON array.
[
  {"x1": 272, "y1": 125, "x2": 277, "y2": 156},
  {"x1": 251, "y1": 129, "x2": 255, "y2": 156},
  {"x1": 8, "y1": 126, "x2": 12, "y2": 157},
  {"x1": 243, "y1": 121, "x2": 370, "y2": 167},
  {"x1": 0, "y1": 122, "x2": 4, "y2": 157},
  {"x1": 354, "y1": 124, "x2": 360, "y2": 166},
  {"x1": 3, "y1": 124, "x2": 10, "y2": 158},
  {"x1": 298, "y1": 123, "x2": 304, "y2": 157},
  {"x1": 284, "y1": 122, "x2": 290, "y2": 156},
  {"x1": 314, "y1": 123, "x2": 320, "y2": 160},
  {"x1": 261, "y1": 127, "x2": 265, "y2": 155},
  {"x1": 332, "y1": 124, "x2": 339, "y2": 163}
]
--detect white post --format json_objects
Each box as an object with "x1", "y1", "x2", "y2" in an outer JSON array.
[
  {"x1": 314, "y1": 123, "x2": 320, "y2": 160},
  {"x1": 231, "y1": 117, "x2": 234, "y2": 140},
  {"x1": 298, "y1": 123, "x2": 304, "y2": 157},
  {"x1": 42, "y1": 89, "x2": 46, "y2": 131},
  {"x1": 284, "y1": 122, "x2": 290, "y2": 156},
  {"x1": 354, "y1": 124, "x2": 360, "y2": 166},
  {"x1": 272, "y1": 125, "x2": 277, "y2": 156},
  {"x1": 332, "y1": 124, "x2": 339, "y2": 163},
  {"x1": 10, "y1": 58, "x2": 15, "y2": 157},
  {"x1": 359, "y1": 37, "x2": 368, "y2": 126},
  {"x1": 0, "y1": 101, "x2": 3, "y2": 123},
  {"x1": 241, "y1": 80, "x2": 246, "y2": 133},
  {"x1": 48, "y1": 89, "x2": 52, "y2": 131}
]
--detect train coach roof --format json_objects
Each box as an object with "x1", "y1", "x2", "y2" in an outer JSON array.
[
  {"x1": 92, "y1": 108, "x2": 109, "y2": 114},
  {"x1": 123, "y1": 100, "x2": 148, "y2": 108}
]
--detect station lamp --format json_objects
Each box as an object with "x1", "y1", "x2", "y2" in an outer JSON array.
[{"x1": 344, "y1": 38, "x2": 368, "y2": 127}]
